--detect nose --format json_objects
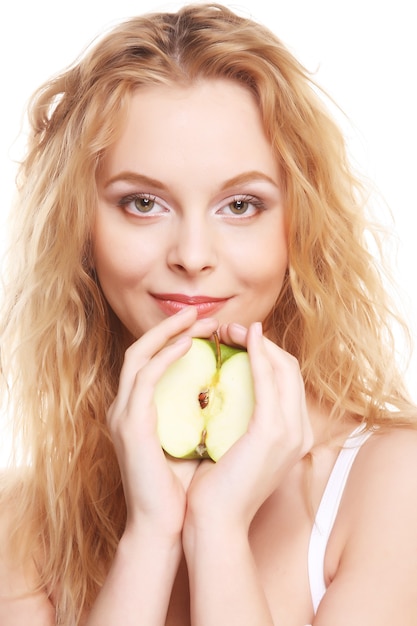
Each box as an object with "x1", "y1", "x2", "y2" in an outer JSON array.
[{"x1": 167, "y1": 214, "x2": 217, "y2": 276}]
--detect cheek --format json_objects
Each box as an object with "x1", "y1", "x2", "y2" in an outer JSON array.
[
  {"x1": 92, "y1": 222, "x2": 151, "y2": 294},
  {"x1": 239, "y1": 229, "x2": 288, "y2": 287},
  {"x1": 236, "y1": 228, "x2": 288, "y2": 324}
]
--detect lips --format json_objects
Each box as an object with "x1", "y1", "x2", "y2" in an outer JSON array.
[{"x1": 152, "y1": 293, "x2": 229, "y2": 317}]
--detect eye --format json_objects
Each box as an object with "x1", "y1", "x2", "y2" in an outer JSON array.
[
  {"x1": 218, "y1": 195, "x2": 266, "y2": 218},
  {"x1": 132, "y1": 196, "x2": 155, "y2": 213},
  {"x1": 230, "y1": 199, "x2": 250, "y2": 214},
  {"x1": 118, "y1": 193, "x2": 165, "y2": 216}
]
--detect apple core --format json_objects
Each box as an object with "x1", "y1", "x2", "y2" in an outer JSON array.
[{"x1": 154, "y1": 337, "x2": 255, "y2": 461}]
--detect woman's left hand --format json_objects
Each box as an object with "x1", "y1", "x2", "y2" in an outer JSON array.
[{"x1": 184, "y1": 321, "x2": 314, "y2": 535}]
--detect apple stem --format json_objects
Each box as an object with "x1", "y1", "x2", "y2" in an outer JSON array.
[{"x1": 213, "y1": 330, "x2": 222, "y2": 369}]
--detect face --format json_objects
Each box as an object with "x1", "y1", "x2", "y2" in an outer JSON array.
[{"x1": 94, "y1": 79, "x2": 288, "y2": 339}]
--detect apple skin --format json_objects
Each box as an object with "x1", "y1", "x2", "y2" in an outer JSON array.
[{"x1": 154, "y1": 338, "x2": 255, "y2": 461}]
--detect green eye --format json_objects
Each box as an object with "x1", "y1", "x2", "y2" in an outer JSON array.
[
  {"x1": 230, "y1": 199, "x2": 249, "y2": 214},
  {"x1": 134, "y1": 197, "x2": 155, "y2": 212}
]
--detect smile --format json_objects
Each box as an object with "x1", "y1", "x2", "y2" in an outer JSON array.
[{"x1": 152, "y1": 293, "x2": 229, "y2": 317}]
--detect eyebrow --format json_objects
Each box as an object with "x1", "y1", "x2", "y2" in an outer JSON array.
[
  {"x1": 103, "y1": 170, "x2": 280, "y2": 191},
  {"x1": 104, "y1": 172, "x2": 168, "y2": 190},
  {"x1": 219, "y1": 171, "x2": 280, "y2": 191}
]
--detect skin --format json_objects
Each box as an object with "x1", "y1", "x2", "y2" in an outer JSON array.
[
  {"x1": 93, "y1": 80, "x2": 288, "y2": 339},
  {"x1": 2, "y1": 79, "x2": 417, "y2": 626}
]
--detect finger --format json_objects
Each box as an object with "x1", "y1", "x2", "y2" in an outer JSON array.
[
  {"x1": 115, "y1": 308, "x2": 216, "y2": 407},
  {"x1": 218, "y1": 322, "x2": 249, "y2": 348},
  {"x1": 125, "y1": 309, "x2": 218, "y2": 371},
  {"x1": 246, "y1": 323, "x2": 312, "y2": 455},
  {"x1": 119, "y1": 337, "x2": 195, "y2": 451},
  {"x1": 128, "y1": 335, "x2": 193, "y2": 414},
  {"x1": 175, "y1": 316, "x2": 219, "y2": 343},
  {"x1": 125, "y1": 306, "x2": 197, "y2": 366},
  {"x1": 246, "y1": 326, "x2": 304, "y2": 400},
  {"x1": 109, "y1": 335, "x2": 192, "y2": 417},
  {"x1": 246, "y1": 323, "x2": 279, "y2": 425}
]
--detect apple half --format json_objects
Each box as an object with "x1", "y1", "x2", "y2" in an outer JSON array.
[{"x1": 154, "y1": 335, "x2": 255, "y2": 461}]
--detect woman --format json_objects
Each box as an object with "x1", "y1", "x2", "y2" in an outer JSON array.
[{"x1": 1, "y1": 3, "x2": 416, "y2": 625}]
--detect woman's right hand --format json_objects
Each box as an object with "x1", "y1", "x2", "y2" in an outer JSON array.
[{"x1": 106, "y1": 307, "x2": 218, "y2": 540}]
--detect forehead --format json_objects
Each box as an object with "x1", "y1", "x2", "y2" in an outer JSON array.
[{"x1": 100, "y1": 79, "x2": 279, "y2": 185}]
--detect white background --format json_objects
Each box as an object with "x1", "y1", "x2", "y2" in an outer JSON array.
[{"x1": 1, "y1": 1, "x2": 416, "y2": 464}]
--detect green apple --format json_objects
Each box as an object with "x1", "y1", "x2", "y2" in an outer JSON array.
[{"x1": 154, "y1": 335, "x2": 255, "y2": 461}]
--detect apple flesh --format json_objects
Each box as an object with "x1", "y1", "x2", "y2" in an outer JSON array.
[{"x1": 154, "y1": 338, "x2": 255, "y2": 461}]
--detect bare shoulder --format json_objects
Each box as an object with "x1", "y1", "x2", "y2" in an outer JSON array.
[
  {"x1": 343, "y1": 425, "x2": 417, "y2": 526},
  {"x1": 0, "y1": 475, "x2": 55, "y2": 626},
  {"x1": 339, "y1": 425, "x2": 417, "y2": 537},
  {"x1": 319, "y1": 426, "x2": 417, "y2": 624},
  {"x1": 351, "y1": 425, "x2": 417, "y2": 491},
  {"x1": 330, "y1": 425, "x2": 417, "y2": 546}
]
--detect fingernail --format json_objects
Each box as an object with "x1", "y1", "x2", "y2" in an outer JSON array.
[
  {"x1": 253, "y1": 321, "x2": 263, "y2": 336},
  {"x1": 230, "y1": 323, "x2": 246, "y2": 332}
]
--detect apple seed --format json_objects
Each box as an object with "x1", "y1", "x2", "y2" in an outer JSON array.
[{"x1": 198, "y1": 390, "x2": 210, "y2": 409}]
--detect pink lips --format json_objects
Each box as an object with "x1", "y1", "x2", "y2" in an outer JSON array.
[{"x1": 152, "y1": 293, "x2": 228, "y2": 317}]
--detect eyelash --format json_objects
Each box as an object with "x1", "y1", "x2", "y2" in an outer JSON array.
[
  {"x1": 221, "y1": 195, "x2": 266, "y2": 217},
  {"x1": 117, "y1": 193, "x2": 160, "y2": 215},
  {"x1": 117, "y1": 193, "x2": 266, "y2": 218}
]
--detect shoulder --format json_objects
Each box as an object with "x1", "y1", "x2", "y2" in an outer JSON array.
[
  {"x1": 327, "y1": 425, "x2": 417, "y2": 547},
  {"x1": 350, "y1": 426, "x2": 417, "y2": 493},
  {"x1": 319, "y1": 427, "x2": 417, "y2": 621},
  {"x1": 339, "y1": 426, "x2": 417, "y2": 528},
  {"x1": 0, "y1": 474, "x2": 55, "y2": 626}
]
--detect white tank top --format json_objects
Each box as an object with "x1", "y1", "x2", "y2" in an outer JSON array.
[{"x1": 308, "y1": 425, "x2": 373, "y2": 613}]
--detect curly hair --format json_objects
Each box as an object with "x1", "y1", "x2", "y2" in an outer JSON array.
[{"x1": 1, "y1": 3, "x2": 415, "y2": 623}]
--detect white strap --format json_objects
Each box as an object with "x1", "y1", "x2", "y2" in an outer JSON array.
[{"x1": 308, "y1": 425, "x2": 373, "y2": 613}]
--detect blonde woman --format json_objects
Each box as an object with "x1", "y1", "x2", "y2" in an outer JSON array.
[{"x1": 1, "y1": 3, "x2": 417, "y2": 625}]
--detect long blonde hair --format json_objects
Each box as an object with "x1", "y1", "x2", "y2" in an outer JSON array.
[{"x1": 1, "y1": 3, "x2": 415, "y2": 622}]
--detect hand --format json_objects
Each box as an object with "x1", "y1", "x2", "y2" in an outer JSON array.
[
  {"x1": 184, "y1": 321, "x2": 314, "y2": 535},
  {"x1": 107, "y1": 307, "x2": 218, "y2": 538}
]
